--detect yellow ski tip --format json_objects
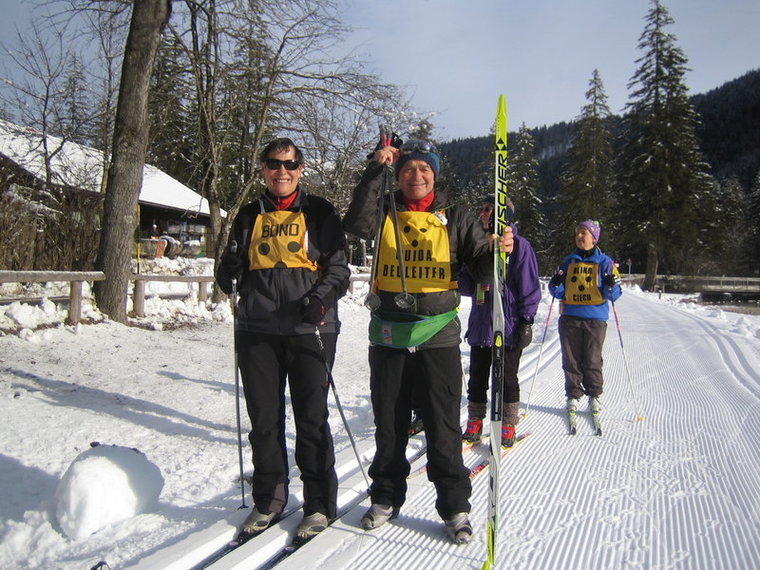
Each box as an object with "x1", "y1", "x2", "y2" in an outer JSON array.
[
  {"x1": 637, "y1": 415, "x2": 645, "y2": 422},
  {"x1": 496, "y1": 94, "x2": 507, "y2": 115}
]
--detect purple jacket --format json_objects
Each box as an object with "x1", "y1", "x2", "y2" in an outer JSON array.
[{"x1": 459, "y1": 224, "x2": 541, "y2": 349}]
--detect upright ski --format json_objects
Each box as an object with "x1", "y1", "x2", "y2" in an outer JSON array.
[{"x1": 483, "y1": 94, "x2": 509, "y2": 570}]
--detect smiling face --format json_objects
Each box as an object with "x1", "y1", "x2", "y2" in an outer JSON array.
[
  {"x1": 261, "y1": 146, "x2": 303, "y2": 198},
  {"x1": 575, "y1": 226, "x2": 596, "y2": 250},
  {"x1": 397, "y1": 159, "x2": 435, "y2": 201}
]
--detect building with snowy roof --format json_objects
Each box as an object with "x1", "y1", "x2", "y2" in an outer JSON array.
[{"x1": 0, "y1": 119, "x2": 215, "y2": 269}]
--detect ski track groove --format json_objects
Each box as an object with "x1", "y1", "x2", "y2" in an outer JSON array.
[
  {"x1": 473, "y1": 293, "x2": 760, "y2": 570},
  {"x1": 134, "y1": 292, "x2": 760, "y2": 569}
]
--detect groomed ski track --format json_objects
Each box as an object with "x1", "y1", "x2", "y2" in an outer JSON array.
[{"x1": 129, "y1": 291, "x2": 760, "y2": 569}]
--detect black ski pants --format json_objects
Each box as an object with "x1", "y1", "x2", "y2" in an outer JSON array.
[
  {"x1": 558, "y1": 315, "x2": 607, "y2": 399},
  {"x1": 466, "y1": 344, "x2": 523, "y2": 405},
  {"x1": 367, "y1": 345, "x2": 471, "y2": 519},
  {"x1": 236, "y1": 331, "x2": 338, "y2": 519}
]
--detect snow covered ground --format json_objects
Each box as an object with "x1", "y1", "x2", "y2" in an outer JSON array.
[{"x1": 2, "y1": 262, "x2": 760, "y2": 569}]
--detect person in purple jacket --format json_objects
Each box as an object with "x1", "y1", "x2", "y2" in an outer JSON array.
[{"x1": 460, "y1": 195, "x2": 542, "y2": 446}]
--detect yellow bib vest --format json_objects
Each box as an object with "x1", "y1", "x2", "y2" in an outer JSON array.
[
  {"x1": 375, "y1": 211, "x2": 456, "y2": 293},
  {"x1": 565, "y1": 261, "x2": 603, "y2": 305},
  {"x1": 248, "y1": 210, "x2": 317, "y2": 271}
]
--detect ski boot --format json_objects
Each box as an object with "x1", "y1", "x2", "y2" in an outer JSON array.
[
  {"x1": 462, "y1": 419, "x2": 483, "y2": 443},
  {"x1": 444, "y1": 512, "x2": 473, "y2": 544}
]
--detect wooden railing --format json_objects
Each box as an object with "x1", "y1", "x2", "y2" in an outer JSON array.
[
  {"x1": 130, "y1": 274, "x2": 215, "y2": 317},
  {"x1": 656, "y1": 275, "x2": 760, "y2": 294},
  {"x1": 1, "y1": 271, "x2": 373, "y2": 324},
  {"x1": 0, "y1": 271, "x2": 106, "y2": 325},
  {"x1": 348, "y1": 272, "x2": 370, "y2": 294},
  {"x1": 0, "y1": 271, "x2": 214, "y2": 322}
]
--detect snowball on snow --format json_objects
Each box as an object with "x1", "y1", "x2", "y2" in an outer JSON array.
[{"x1": 54, "y1": 444, "x2": 164, "y2": 540}]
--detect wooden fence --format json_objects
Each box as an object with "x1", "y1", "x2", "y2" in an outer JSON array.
[
  {"x1": 0, "y1": 271, "x2": 105, "y2": 325},
  {"x1": 1, "y1": 271, "x2": 371, "y2": 324}
]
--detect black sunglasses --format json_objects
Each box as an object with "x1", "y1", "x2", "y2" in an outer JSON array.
[
  {"x1": 263, "y1": 158, "x2": 301, "y2": 171},
  {"x1": 400, "y1": 140, "x2": 437, "y2": 154}
]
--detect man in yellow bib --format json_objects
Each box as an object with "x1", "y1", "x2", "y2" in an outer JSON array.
[
  {"x1": 344, "y1": 137, "x2": 513, "y2": 544},
  {"x1": 216, "y1": 138, "x2": 349, "y2": 541}
]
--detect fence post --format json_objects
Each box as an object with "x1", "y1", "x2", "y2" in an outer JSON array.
[
  {"x1": 133, "y1": 279, "x2": 146, "y2": 317},
  {"x1": 68, "y1": 281, "x2": 83, "y2": 325}
]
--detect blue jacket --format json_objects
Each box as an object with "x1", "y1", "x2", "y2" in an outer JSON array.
[
  {"x1": 549, "y1": 247, "x2": 622, "y2": 320},
  {"x1": 459, "y1": 224, "x2": 541, "y2": 349}
]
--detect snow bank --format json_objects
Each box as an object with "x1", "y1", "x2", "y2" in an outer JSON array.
[{"x1": 55, "y1": 444, "x2": 164, "y2": 540}]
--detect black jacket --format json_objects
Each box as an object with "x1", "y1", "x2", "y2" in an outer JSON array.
[
  {"x1": 217, "y1": 189, "x2": 349, "y2": 335},
  {"x1": 343, "y1": 162, "x2": 491, "y2": 348}
]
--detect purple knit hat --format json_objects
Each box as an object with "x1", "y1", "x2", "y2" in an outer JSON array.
[{"x1": 578, "y1": 219, "x2": 601, "y2": 242}]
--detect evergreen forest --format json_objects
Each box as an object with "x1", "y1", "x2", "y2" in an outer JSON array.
[{"x1": 439, "y1": 67, "x2": 760, "y2": 279}]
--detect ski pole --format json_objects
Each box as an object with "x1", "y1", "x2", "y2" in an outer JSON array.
[
  {"x1": 365, "y1": 126, "x2": 394, "y2": 310},
  {"x1": 363, "y1": 190, "x2": 385, "y2": 311},
  {"x1": 385, "y1": 166, "x2": 414, "y2": 309},
  {"x1": 611, "y1": 300, "x2": 644, "y2": 422},
  {"x1": 522, "y1": 294, "x2": 555, "y2": 418},
  {"x1": 380, "y1": 130, "x2": 415, "y2": 309},
  {"x1": 364, "y1": 158, "x2": 386, "y2": 309},
  {"x1": 230, "y1": 241, "x2": 248, "y2": 509},
  {"x1": 313, "y1": 326, "x2": 371, "y2": 490}
]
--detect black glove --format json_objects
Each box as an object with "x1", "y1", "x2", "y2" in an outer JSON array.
[
  {"x1": 220, "y1": 248, "x2": 244, "y2": 280},
  {"x1": 366, "y1": 131, "x2": 403, "y2": 159},
  {"x1": 515, "y1": 318, "x2": 533, "y2": 350},
  {"x1": 603, "y1": 273, "x2": 621, "y2": 288},
  {"x1": 301, "y1": 296, "x2": 326, "y2": 325},
  {"x1": 549, "y1": 271, "x2": 564, "y2": 288}
]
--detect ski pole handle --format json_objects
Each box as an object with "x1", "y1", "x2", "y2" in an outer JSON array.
[{"x1": 380, "y1": 125, "x2": 392, "y2": 148}]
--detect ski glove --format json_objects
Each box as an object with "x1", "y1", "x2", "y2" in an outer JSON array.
[
  {"x1": 221, "y1": 248, "x2": 244, "y2": 280},
  {"x1": 549, "y1": 271, "x2": 564, "y2": 288},
  {"x1": 602, "y1": 273, "x2": 621, "y2": 288},
  {"x1": 366, "y1": 131, "x2": 403, "y2": 159},
  {"x1": 515, "y1": 318, "x2": 533, "y2": 350},
  {"x1": 301, "y1": 296, "x2": 326, "y2": 325}
]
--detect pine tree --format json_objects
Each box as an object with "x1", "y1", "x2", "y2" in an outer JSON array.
[
  {"x1": 745, "y1": 171, "x2": 760, "y2": 274},
  {"x1": 508, "y1": 123, "x2": 544, "y2": 246},
  {"x1": 554, "y1": 69, "x2": 614, "y2": 262},
  {"x1": 615, "y1": 0, "x2": 714, "y2": 288},
  {"x1": 147, "y1": 34, "x2": 194, "y2": 186},
  {"x1": 686, "y1": 176, "x2": 745, "y2": 274}
]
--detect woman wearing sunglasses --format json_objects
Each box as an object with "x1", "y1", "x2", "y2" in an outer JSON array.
[
  {"x1": 216, "y1": 137, "x2": 350, "y2": 541},
  {"x1": 343, "y1": 137, "x2": 514, "y2": 544}
]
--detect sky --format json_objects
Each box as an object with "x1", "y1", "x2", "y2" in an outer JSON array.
[
  {"x1": 1, "y1": 1, "x2": 758, "y2": 141},
  {"x1": 339, "y1": 0, "x2": 760, "y2": 139}
]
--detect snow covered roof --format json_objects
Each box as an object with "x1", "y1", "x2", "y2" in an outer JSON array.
[{"x1": 0, "y1": 119, "x2": 214, "y2": 217}]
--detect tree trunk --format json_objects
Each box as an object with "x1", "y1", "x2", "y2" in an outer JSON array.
[
  {"x1": 94, "y1": 0, "x2": 171, "y2": 322},
  {"x1": 643, "y1": 242, "x2": 659, "y2": 291}
]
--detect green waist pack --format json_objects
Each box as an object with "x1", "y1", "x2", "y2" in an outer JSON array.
[{"x1": 369, "y1": 308, "x2": 458, "y2": 348}]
